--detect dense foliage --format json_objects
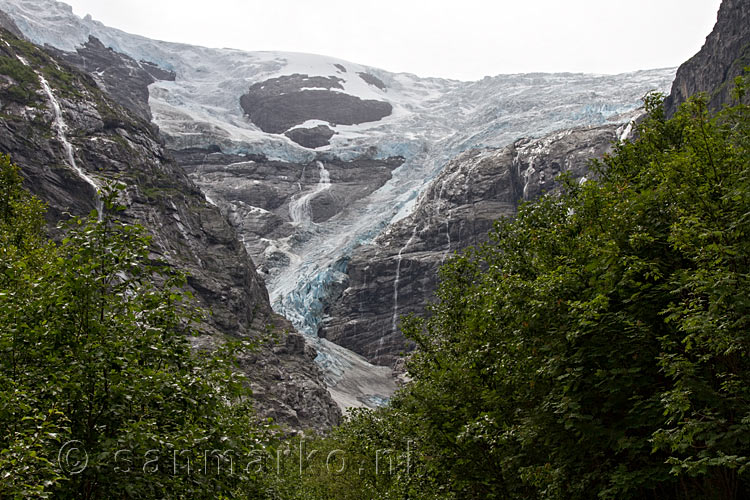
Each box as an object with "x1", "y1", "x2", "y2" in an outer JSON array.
[
  {"x1": 0, "y1": 159, "x2": 274, "y2": 499},
  {"x1": 3, "y1": 79, "x2": 749, "y2": 499},
  {"x1": 281, "y1": 85, "x2": 750, "y2": 499}
]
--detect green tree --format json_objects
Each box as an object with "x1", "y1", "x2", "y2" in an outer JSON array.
[
  {"x1": 0, "y1": 154, "x2": 65, "y2": 497},
  {"x1": 303, "y1": 85, "x2": 750, "y2": 499},
  {"x1": 0, "y1": 156, "x2": 274, "y2": 498}
]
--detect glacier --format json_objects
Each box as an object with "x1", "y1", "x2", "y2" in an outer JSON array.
[{"x1": 0, "y1": 0, "x2": 677, "y2": 410}]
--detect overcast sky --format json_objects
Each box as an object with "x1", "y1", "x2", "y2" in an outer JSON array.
[{"x1": 63, "y1": 0, "x2": 721, "y2": 81}]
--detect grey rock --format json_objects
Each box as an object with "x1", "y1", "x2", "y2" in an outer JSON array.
[
  {"x1": 321, "y1": 124, "x2": 626, "y2": 366},
  {"x1": 47, "y1": 36, "x2": 175, "y2": 123},
  {"x1": 0, "y1": 30, "x2": 340, "y2": 431},
  {"x1": 285, "y1": 125, "x2": 335, "y2": 148},
  {"x1": 0, "y1": 9, "x2": 22, "y2": 38},
  {"x1": 357, "y1": 72, "x2": 386, "y2": 91},
  {"x1": 240, "y1": 73, "x2": 392, "y2": 134},
  {"x1": 175, "y1": 148, "x2": 403, "y2": 279},
  {"x1": 665, "y1": 0, "x2": 750, "y2": 116}
]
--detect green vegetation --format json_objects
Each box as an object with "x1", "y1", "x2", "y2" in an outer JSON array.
[
  {"x1": 0, "y1": 156, "x2": 275, "y2": 499},
  {"x1": 2, "y1": 77, "x2": 749, "y2": 498},
  {"x1": 0, "y1": 54, "x2": 40, "y2": 104},
  {"x1": 278, "y1": 86, "x2": 750, "y2": 499}
]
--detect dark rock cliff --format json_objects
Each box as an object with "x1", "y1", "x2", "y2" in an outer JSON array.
[
  {"x1": 284, "y1": 125, "x2": 335, "y2": 149},
  {"x1": 665, "y1": 0, "x2": 750, "y2": 116},
  {"x1": 0, "y1": 9, "x2": 21, "y2": 38},
  {"x1": 321, "y1": 124, "x2": 628, "y2": 366},
  {"x1": 0, "y1": 29, "x2": 340, "y2": 430}
]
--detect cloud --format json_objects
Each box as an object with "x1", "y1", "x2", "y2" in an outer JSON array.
[{"x1": 64, "y1": 0, "x2": 721, "y2": 80}]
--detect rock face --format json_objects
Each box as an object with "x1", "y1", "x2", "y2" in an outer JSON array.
[
  {"x1": 285, "y1": 125, "x2": 335, "y2": 149},
  {"x1": 321, "y1": 124, "x2": 629, "y2": 366},
  {"x1": 0, "y1": 9, "x2": 21, "y2": 37},
  {"x1": 240, "y1": 74, "x2": 393, "y2": 134},
  {"x1": 665, "y1": 0, "x2": 750, "y2": 116},
  {"x1": 357, "y1": 72, "x2": 386, "y2": 91},
  {"x1": 48, "y1": 36, "x2": 176, "y2": 123},
  {"x1": 171, "y1": 148, "x2": 404, "y2": 410},
  {"x1": 174, "y1": 148, "x2": 404, "y2": 281},
  {"x1": 0, "y1": 30, "x2": 340, "y2": 431}
]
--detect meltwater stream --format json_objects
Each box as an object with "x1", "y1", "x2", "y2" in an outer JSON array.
[
  {"x1": 267, "y1": 148, "x2": 451, "y2": 410},
  {"x1": 391, "y1": 226, "x2": 419, "y2": 334},
  {"x1": 289, "y1": 161, "x2": 331, "y2": 226}
]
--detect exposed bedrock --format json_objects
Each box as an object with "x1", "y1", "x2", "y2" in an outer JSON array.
[
  {"x1": 47, "y1": 35, "x2": 175, "y2": 123},
  {"x1": 285, "y1": 125, "x2": 335, "y2": 148},
  {"x1": 321, "y1": 124, "x2": 629, "y2": 366},
  {"x1": 665, "y1": 0, "x2": 750, "y2": 116},
  {"x1": 0, "y1": 32, "x2": 340, "y2": 431},
  {"x1": 174, "y1": 148, "x2": 403, "y2": 279},
  {"x1": 357, "y1": 72, "x2": 387, "y2": 90},
  {"x1": 0, "y1": 9, "x2": 22, "y2": 37},
  {"x1": 240, "y1": 74, "x2": 392, "y2": 134}
]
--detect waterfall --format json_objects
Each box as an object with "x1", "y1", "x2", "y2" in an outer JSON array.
[
  {"x1": 522, "y1": 162, "x2": 535, "y2": 201},
  {"x1": 18, "y1": 56, "x2": 103, "y2": 217},
  {"x1": 619, "y1": 120, "x2": 635, "y2": 142},
  {"x1": 289, "y1": 161, "x2": 330, "y2": 226},
  {"x1": 391, "y1": 226, "x2": 418, "y2": 334},
  {"x1": 438, "y1": 180, "x2": 452, "y2": 262}
]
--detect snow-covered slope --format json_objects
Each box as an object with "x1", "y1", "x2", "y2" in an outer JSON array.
[{"x1": 0, "y1": 0, "x2": 677, "y2": 410}]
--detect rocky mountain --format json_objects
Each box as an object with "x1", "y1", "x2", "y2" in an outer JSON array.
[
  {"x1": 665, "y1": 0, "x2": 749, "y2": 116},
  {"x1": 47, "y1": 35, "x2": 176, "y2": 124},
  {"x1": 0, "y1": 7, "x2": 20, "y2": 37},
  {"x1": 323, "y1": 0, "x2": 748, "y2": 370},
  {"x1": 321, "y1": 123, "x2": 632, "y2": 365},
  {"x1": 0, "y1": 0, "x2": 677, "y2": 410},
  {"x1": 0, "y1": 28, "x2": 340, "y2": 430}
]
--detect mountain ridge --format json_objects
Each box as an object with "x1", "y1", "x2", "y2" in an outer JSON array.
[
  {"x1": 0, "y1": 0, "x2": 676, "y2": 411},
  {"x1": 0, "y1": 27, "x2": 340, "y2": 430},
  {"x1": 665, "y1": 0, "x2": 749, "y2": 115}
]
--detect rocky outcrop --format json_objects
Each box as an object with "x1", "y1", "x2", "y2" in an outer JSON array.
[
  {"x1": 0, "y1": 10, "x2": 21, "y2": 37},
  {"x1": 47, "y1": 36, "x2": 176, "y2": 123},
  {"x1": 240, "y1": 74, "x2": 392, "y2": 134},
  {"x1": 285, "y1": 124, "x2": 335, "y2": 148},
  {"x1": 0, "y1": 30, "x2": 340, "y2": 431},
  {"x1": 321, "y1": 124, "x2": 629, "y2": 366},
  {"x1": 174, "y1": 148, "x2": 403, "y2": 280},
  {"x1": 665, "y1": 0, "x2": 750, "y2": 116},
  {"x1": 357, "y1": 72, "x2": 386, "y2": 91}
]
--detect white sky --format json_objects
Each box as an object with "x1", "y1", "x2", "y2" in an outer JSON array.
[{"x1": 63, "y1": 0, "x2": 722, "y2": 81}]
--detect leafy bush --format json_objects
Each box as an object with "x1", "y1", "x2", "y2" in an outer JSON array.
[
  {"x1": 0, "y1": 156, "x2": 274, "y2": 498},
  {"x1": 295, "y1": 84, "x2": 750, "y2": 499}
]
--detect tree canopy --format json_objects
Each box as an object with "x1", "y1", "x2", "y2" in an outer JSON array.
[
  {"x1": 281, "y1": 82, "x2": 750, "y2": 499},
  {"x1": 2, "y1": 78, "x2": 749, "y2": 499},
  {"x1": 0, "y1": 158, "x2": 274, "y2": 499}
]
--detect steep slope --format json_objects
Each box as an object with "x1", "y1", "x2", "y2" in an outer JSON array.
[
  {"x1": 0, "y1": 28, "x2": 339, "y2": 430},
  {"x1": 0, "y1": 0, "x2": 677, "y2": 409},
  {"x1": 47, "y1": 35, "x2": 176, "y2": 124},
  {"x1": 0, "y1": 8, "x2": 20, "y2": 37},
  {"x1": 322, "y1": 123, "x2": 631, "y2": 365},
  {"x1": 665, "y1": 0, "x2": 750, "y2": 115}
]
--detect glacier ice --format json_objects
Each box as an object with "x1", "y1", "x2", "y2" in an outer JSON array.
[{"x1": 0, "y1": 0, "x2": 678, "y2": 410}]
